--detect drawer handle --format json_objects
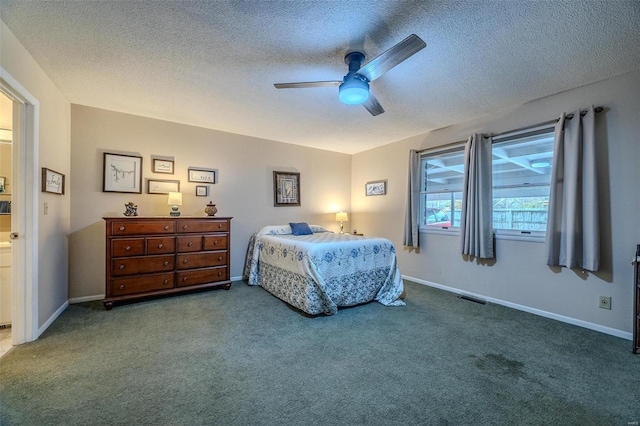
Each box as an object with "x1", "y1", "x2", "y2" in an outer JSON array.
[
  {"x1": 125, "y1": 245, "x2": 131, "y2": 251},
  {"x1": 183, "y1": 225, "x2": 188, "y2": 230},
  {"x1": 163, "y1": 261, "x2": 169, "y2": 266},
  {"x1": 163, "y1": 279, "x2": 169, "y2": 284},
  {"x1": 217, "y1": 272, "x2": 222, "y2": 277},
  {"x1": 183, "y1": 277, "x2": 188, "y2": 282},
  {"x1": 188, "y1": 242, "x2": 193, "y2": 247},
  {"x1": 183, "y1": 259, "x2": 188, "y2": 264},
  {"x1": 164, "y1": 225, "x2": 170, "y2": 230},
  {"x1": 213, "y1": 241, "x2": 218, "y2": 245},
  {"x1": 119, "y1": 264, "x2": 125, "y2": 270},
  {"x1": 119, "y1": 284, "x2": 125, "y2": 290},
  {"x1": 158, "y1": 243, "x2": 163, "y2": 249},
  {"x1": 218, "y1": 256, "x2": 223, "y2": 261},
  {"x1": 119, "y1": 226, "x2": 125, "y2": 231},
  {"x1": 218, "y1": 224, "x2": 222, "y2": 229}
]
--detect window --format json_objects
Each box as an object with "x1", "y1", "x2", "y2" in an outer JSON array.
[
  {"x1": 492, "y1": 128, "x2": 554, "y2": 237},
  {"x1": 419, "y1": 147, "x2": 465, "y2": 231}
]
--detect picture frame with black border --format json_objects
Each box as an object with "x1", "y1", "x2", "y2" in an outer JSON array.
[
  {"x1": 365, "y1": 180, "x2": 387, "y2": 196},
  {"x1": 103, "y1": 152, "x2": 143, "y2": 193},
  {"x1": 196, "y1": 185, "x2": 208, "y2": 197},
  {"x1": 42, "y1": 168, "x2": 65, "y2": 195},
  {"x1": 147, "y1": 179, "x2": 180, "y2": 194},
  {"x1": 273, "y1": 171, "x2": 300, "y2": 207},
  {"x1": 188, "y1": 167, "x2": 216, "y2": 183},
  {"x1": 152, "y1": 158, "x2": 174, "y2": 174}
]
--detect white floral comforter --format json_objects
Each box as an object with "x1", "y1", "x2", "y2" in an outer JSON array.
[{"x1": 244, "y1": 229, "x2": 404, "y2": 315}]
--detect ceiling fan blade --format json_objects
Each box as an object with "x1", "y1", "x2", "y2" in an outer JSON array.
[
  {"x1": 362, "y1": 92, "x2": 384, "y2": 116},
  {"x1": 358, "y1": 34, "x2": 426, "y2": 82},
  {"x1": 274, "y1": 81, "x2": 341, "y2": 89}
]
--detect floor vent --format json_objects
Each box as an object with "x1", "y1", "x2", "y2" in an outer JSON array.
[{"x1": 459, "y1": 294, "x2": 487, "y2": 305}]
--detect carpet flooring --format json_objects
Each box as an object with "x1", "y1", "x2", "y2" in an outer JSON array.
[{"x1": 1, "y1": 280, "x2": 638, "y2": 425}]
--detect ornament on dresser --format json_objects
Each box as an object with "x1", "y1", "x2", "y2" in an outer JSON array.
[
  {"x1": 123, "y1": 202, "x2": 138, "y2": 217},
  {"x1": 205, "y1": 201, "x2": 218, "y2": 217}
]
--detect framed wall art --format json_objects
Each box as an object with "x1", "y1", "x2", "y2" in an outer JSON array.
[
  {"x1": 195, "y1": 186, "x2": 208, "y2": 197},
  {"x1": 152, "y1": 158, "x2": 174, "y2": 174},
  {"x1": 0, "y1": 176, "x2": 5, "y2": 193},
  {"x1": 147, "y1": 179, "x2": 180, "y2": 194},
  {"x1": 42, "y1": 168, "x2": 65, "y2": 195},
  {"x1": 273, "y1": 171, "x2": 300, "y2": 207},
  {"x1": 188, "y1": 167, "x2": 216, "y2": 183},
  {"x1": 365, "y1": 180, "x2": 387, "y2": 196},
  {"x1": 103, "y1": 153, "x2": 143, "y2": 193}
]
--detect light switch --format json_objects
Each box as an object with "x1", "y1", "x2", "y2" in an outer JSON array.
[{"x1": 44, "y1": 201, "x2": 48, "y2": 215}]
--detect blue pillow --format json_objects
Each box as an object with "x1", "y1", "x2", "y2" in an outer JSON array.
[{"x1": 289, "y1": 222, "x2": 313, "y2": 236}]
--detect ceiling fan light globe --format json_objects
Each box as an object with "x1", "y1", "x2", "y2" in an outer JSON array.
[{"x1": 339, "y1": 74, "x2": 369, "y2": 105}]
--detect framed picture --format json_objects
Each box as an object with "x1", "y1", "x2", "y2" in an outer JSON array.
[
  {"x1": 147, "y1": 179, "x2": 180, "y2": 194},
  {"x1": 188, "y1": 167, "x2": 216, "y2": 183},
  {"x1": 152, "y1": 158, "x2": 174, "y2": 174},
  {"x1": 195, "y1": 186, "x2": 208, "y2": 197},
  {"x1": 365, "y1": 180, "x2": 387, "y2": 196},
  {"x1": 42, "y1": 168, "x2": 65, "y2": 195},
  {"x1": 0, "y1": 176, "x2": 5, "y2": 193},
  {"x1": 273, "y1": 171, "x2": 300, "y2": 207},
  {"x1": 103, "y1": 153, "x2": 143, "y2": 193}
]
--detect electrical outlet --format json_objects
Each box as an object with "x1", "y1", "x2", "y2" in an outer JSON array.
[
  {"x1": 44, "y1": 202, "x2": 48, "y2": 215},
  {"x1": 599, "y1": 295, "x2": 611, "y2": 310}
]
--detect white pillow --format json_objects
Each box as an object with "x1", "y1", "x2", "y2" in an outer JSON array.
[{"x1": 256, "y1": 224, "x2": 331, "y2": 235}]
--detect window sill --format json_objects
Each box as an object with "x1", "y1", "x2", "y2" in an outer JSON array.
[
  {"x1": 420, "y1": 228, "x2": 459, "y2": 236},
  {"x1": 495, "y1": 232, "x2": 545, "y2": 243}
]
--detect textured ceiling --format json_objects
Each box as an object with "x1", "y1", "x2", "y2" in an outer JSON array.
[{"x1": 1, "y1": 1, "x2": 639, "y2": 154}]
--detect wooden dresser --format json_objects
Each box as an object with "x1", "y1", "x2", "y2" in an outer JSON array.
[{"x1": 103, "y1": 216, "x2": 232, "y2": 309}]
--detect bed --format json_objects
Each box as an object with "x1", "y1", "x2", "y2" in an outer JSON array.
[{"x1": 243, "y1": 223, "x2": 405, "y2": 315}]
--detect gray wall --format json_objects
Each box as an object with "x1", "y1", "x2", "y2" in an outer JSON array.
[
  {"x1": 351, "y1": 70, "x2": 640, "y2": 336},
  {"x1": 69, "y1": 105, "x2": 351, "y2": 299}
]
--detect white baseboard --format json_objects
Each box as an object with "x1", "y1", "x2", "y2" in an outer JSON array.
[
  {"x1": 402, "y1": 274, "x2": 632, "y2": 341},
  {"x1": 69, "y1": 294, "x2": 105, "y2": 304},
  {"x1": 37, "y1": 300, "x2": 69, "y2": 338},
  {"x1": 231, "y1": 275, "x2": 243, "y2": 282}
]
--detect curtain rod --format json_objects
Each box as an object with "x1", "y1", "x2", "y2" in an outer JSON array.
[
  {"x1": 416, "y1": 106, "x2": 604, "y2": 153},
  {"x1": 488, "y1": 106, "x2": 603, "y2": 139}
]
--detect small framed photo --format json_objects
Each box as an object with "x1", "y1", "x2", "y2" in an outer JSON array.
[
  {"x1": 103, "y1": 153, "x2": 143, "y2": 193},
  {"x1": 147, "y1": 179, "x2": 180, "y2": 194},
  {"x1": 188, "y1": 167, "x2": 216, "y2": 183},
  {"x1": 0, "y1": 176, "x2": 5, "y2": 193},
  {"x1": 273, "y1": 171, "x2": 300, "y2": 207},
  {"x1": 42, "y1": 168, "x2": 65, "y2": 195},
  {"x1": 152, "y1": 158, "x2": 174, "y2": 174},
  {"x1": 196, "y1": 186, "x2": 208, "y2": 197},
  {"x1": 365, "y1": 180, "x2": 387, "y2": 196}
]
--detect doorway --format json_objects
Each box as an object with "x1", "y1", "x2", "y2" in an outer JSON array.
[
  {"x1": 0, "y1": 90, "x2": 12, "y2": 356},
  {"x1": 1, "y1": 70, "x2": 39, "y2": 347}
]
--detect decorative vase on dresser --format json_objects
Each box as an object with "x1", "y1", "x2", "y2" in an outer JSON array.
[{"x1": 103, "y1": 216, "x2": 232, "y2": 310}]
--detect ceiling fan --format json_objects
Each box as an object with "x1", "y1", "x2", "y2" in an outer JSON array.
[{"x1": 274, "y1": 34, "x2": 426, "y2": 116}]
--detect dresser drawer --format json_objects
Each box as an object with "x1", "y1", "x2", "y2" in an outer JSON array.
[
  {"x1": 177, "y1": 220, "x2": 229, "y2": 233},
  {"x1": 110, "y1": 273, "x2": 174, "y2": 296},
  {"x1": 111, "y1": 255, "x2": 174, "y2": 276},
  {"x1": 111, "y1": 220, "x2": 175, "y2": 236},
  {"x1": 203, "y1": 235, "x2": 228, "y2": 250},
  {"x1": 176, "y1": 251, "x2": 227, "y2": 270},
  {"x1": 146, "y1": 237, "x2": 175, "y2": 254},
  {"x1": 176, "y1": 267, "x2": 228, "y2": 287},
  {"x1": 177, "y1": 235, "x2": 203, "y2": 253},
  {"x1": 112, "y1": 238, "x2": 145, "y2": 257}
]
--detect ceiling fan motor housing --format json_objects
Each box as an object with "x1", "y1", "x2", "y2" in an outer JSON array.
[{"x1": 339, "y1": 52, "x2": 369, "y2": 105}]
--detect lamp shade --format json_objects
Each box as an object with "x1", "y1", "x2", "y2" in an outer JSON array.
[
  {"x1": 335, "y1": 212, "x2": 349, "y2": 222},
  {"x1": 167, "y1": 192, "x2": 182, "y2": 206},
  {"x1": 338, "y1": 74, "x2": 369, "y2": 105}
]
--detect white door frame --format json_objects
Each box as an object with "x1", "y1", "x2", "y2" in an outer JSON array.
[{"x1": 1, "y1": 67, "x2": 39, "y2": 344}]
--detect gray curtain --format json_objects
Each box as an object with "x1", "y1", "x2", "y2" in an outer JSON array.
[
  {"x1": 545, "y1": 106, "x2": 599, "y2": 271},
  {"x1": 460, "y1": 133, "x2": 494, "y2": 259},
  {"x1": 403, "y1": 149, "x2": 420, "y2": 248}
]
